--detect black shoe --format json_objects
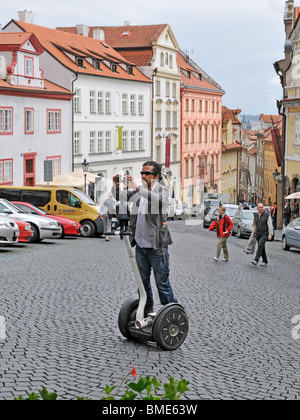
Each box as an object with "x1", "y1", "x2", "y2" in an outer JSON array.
[{"x1": 144, "y1": 305, "x2": 154, "y2": 317}]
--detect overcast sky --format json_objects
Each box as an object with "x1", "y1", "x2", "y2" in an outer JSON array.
[{"x1": 1, "y1": 0, "x2": 288, "y2": 116}]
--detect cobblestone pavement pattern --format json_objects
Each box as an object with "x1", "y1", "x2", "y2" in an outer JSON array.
[{"x1": 0, "y1": 221, "x2": 299, "y2": 400}]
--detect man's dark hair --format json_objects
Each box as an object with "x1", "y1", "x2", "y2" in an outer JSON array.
[{"x1": 143, "y1": 161, "x2": 162, "y2": 180}]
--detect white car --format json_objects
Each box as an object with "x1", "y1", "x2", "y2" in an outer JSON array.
[
  {"x1": 0, "y1": 199, "x2": 62, "y2": 243},
  {"x1": 0, "y1": 215, "x2": 19, "y2": 245}
]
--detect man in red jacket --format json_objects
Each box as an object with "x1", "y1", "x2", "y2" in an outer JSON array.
[{"x1": 207, "y1": 206, "x2": 234, "y2": 262}]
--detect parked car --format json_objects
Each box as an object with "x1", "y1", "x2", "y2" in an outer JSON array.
[
  {"x1": 0, "y1": 199, "x2": 62, "y2": 243},
  {"x1": 0, "y1": 215, "x2": 19, "y2": 246},
  {"x1": 14, "y1": 220, "x2": 34, "y2": 243},
  {"x1": 282, "y1": 218, "x2": 300, "y2": 251},
  {"x1": 203, "y1": 207, "x2": 218, "y2": 228},
  {"x1": 175, "y1": 204, "x2": 184, "y2": 220},
  {"x1": 12, "y1": 202, "x2": 81, "y2": 238},
  {"x1": 232, "y1": 209, "x2": 256, "y2": 238},
  {"x1": 210, "y1": 206, "x2": 238, "y2": 226}
]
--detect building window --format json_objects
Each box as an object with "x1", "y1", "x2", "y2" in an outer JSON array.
[
  {"x1": 156, "y1": 145, "x2": 161, "y2": 163},
  {"x1": 172, "y1": 111, "x2": 177, "y2": 129},
  {"x1": 89, "y1": 131, "x2": 96, "y2": 153},
  {"x1": 130, "y1": 95, "x2": 136, "y2": 115},
  {"x1": 74, "y1": 89, "x2": 81, "y2": 113},
  {"x1": 47, "y1": 156, "x2": 61, "y2": 177},
  {"x1": 172, "y1": 144, "x2": 177, "y2": 162},
  {"x1": 166, "y1": 111, "x2": 171, "y2": 129},
  {"x1": 160, "y1": 52, "x2": 164, "y2": 66},
  {"x1": 138, "y1": 95, "x2": 144, "y2": 115},
  {"x1": 97, "y1": 131, "x2": 103, "y2": 153},
  {"x1": 169, "y1": 55, "x2": 173, "y2": 68},
  {"x1": 76, "y1": 57, "x2": 84, "y2": 67},
  {"x1": 94, "y1": 60, "x2": 101, "y2": 70},
  {"x1": 122, "y1": 131, "x2": 128, "y2": 151},
  {"x1": 74, "y1": 132, "x2": 81, "y2": 155},
  {"x1": 90, "y1": 91, "x2": 96, "y2": 113},
  {"x1": 25, "y1": 56, "x2": 33, "y2": 76},
  {"x1": 156, "y1": 111, "x2": 161, "y2": 128},
  {"x1": 25, "y1": 108, "x2": 34, "y2": 134},
  {"x1": 122, "y1": 94, "x2": 128, "y2": 115},
  {"x1": 172, "y1": 83, "x2": 176, "y2": 98},
  {"x1": 185, "y1": 126, "x2": 189, "y2": 144},
  {"x1": 166, "y1": 82, "x2": 170, "y2": 97},
  {"x1": 198, "y1": 125, "x2": 202, "y2": 143},
  {"x1": 156, "y1": 81, "x2": 161, "y2": 96},
  {"x1": 105, "y1": 93, "x2": 111, "y2": 114},
  {"x1": 47, "y1": 110, "x2": 61, "y2": 133},
  {"x1": 138, "y1": 131, "x2": 144, "y2": 150},
  {"x1": 130, "y1": 131, "x2": 136, "y2": 150},
  {"x1": 98, "y1": 92, "x2": 104, "y2": 114},
  {"x1": 0, "y1": 159, "x2": 13, "y2": 184},
  {"x1": 105, "y1": 131, "x2": 111, "y2": 152},
  {"x1": 111, "y1": 63, "x2": 117, "y2": 73},
  {"x1": 0, "y1": 107, "x2": 13, "y2": 135}
]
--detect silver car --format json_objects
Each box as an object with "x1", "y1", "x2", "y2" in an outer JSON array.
[
  {"x1": 282, "y1": 218, "x2": 300, "y2": 251},
  {"x1": 0, "y1": 215, "x2": 19, "y2": 245},
  {"x1": 0, "y1": 199, "x2": 62, "y2": 243}
]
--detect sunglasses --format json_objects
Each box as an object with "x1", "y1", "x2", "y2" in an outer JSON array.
[{"x1": 140, "y1": 171, "x2": 155, "y2": 176}]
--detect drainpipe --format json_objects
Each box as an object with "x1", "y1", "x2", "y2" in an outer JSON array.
[{"x1": 71, "y1": 72, "x2": 79, "y2": 172}]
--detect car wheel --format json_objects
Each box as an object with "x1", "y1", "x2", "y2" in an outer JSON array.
[
  {"x1": 28, "y1": 224, "x2": 40, "y2": 243},
  {"x1": 80, "y1": 220, "x2": 96, "y2": 237},
  {"x1": 282, "y1": 235, "x2": 290, "y2": 251},
  {"x1": 57, "y1": 227, "x2": 65, "y2": 239}
]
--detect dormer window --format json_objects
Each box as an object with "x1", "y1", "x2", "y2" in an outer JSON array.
[
  {"x1": 111, "y1": 63, "x2": 117, "y2": 73},
  {"x1": 127, "y1": 65, "x2": 133, "y2": 75},
  {"x1": 76, "y1": 57, "x2": 84, "y2": 68},
  {"x1": 121, "y1": 31, "x2": 132, "y2": 37},
  {"x1": 25, "y1": 57, "x2": 33, "y2": 76},
  {"x1": 94, "y1": 60, "x2": 101, "y2": 70}
]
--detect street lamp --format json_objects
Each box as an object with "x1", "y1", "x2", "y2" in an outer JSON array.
[
  {"x1": 81, "y1": 158, "x2": 89, "y2": 194},
  {"x1": 273, "y1": 168, "x2": 280, "y2": 182}
]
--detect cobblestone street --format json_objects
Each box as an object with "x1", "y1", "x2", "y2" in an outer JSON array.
[{"x1": 0, "y1": 221, "x2": 299, "y2": 400}]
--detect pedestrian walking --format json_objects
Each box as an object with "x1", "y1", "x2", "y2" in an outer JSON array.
[
  {"x1": 112, "y1": 161, "x2": 178, "y2": 315},
  {"x1": 283, "y1": 201, "x2": 291, "y2": 227},
  {"x1": 101, "y1": 194, "x2": 116, "y2": 242},
  {"x1": 250, "y1": 203, "x2": 274, "y2": 267},
  {"x1": 206, "y1": 206, "x2": 233, "y2": 262},
  {"x1": 116, "y1": 200, "x2": 130, "y2": 235},
  {"x1": 271, "y1": 202, "x2": 277, "y2": 230},
  {"x1": 293, "y1": 200, "x2": 299, "y2": 219}
]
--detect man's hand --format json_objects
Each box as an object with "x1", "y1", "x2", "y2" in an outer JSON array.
[
  {"x1": 268, "y1": 235, "x2": 272, "y2": 241},
  {"x1": 125, "y1": 175, "x2": 138, "y2": 190}
]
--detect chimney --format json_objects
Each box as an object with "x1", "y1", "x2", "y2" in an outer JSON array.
[
  {"x1": 76, "y1": 25, "x2": 89, "y2": 37},
  {"x1": 93, "y1": 28, "x2": 105, "y2": 41},
  {"x1": 123, "y1": 20, "x2": 137, "y2": 26},
  {"x1": 18, "y1": 10, "x2": 35, "y2": 24},
  {"x1": 284, "y1": 1, "x2": 294, "y2": 38}
]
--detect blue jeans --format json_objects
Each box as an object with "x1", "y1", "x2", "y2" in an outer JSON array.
[{"x1": 135, "y1": 246, "x2": 178, "y2": 309}]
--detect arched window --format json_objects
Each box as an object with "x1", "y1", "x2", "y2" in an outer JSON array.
[
  {"x1": 165, "y1": 53, "x2": 168, "y2": 66},
  {"x1": 160, "y1": 52, "x2": 164, "y2": 66},
  {"x1": 169, "y1": 55, "x2": 173, "y2": 68}
]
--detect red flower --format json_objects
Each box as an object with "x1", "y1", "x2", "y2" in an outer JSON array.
[{"x1": 131, "y1": 366, "x2": 139, "y2": 378}]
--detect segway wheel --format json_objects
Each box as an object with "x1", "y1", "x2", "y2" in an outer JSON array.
[
  {"x1": 118, "y1": 295, "x2": 139, "y2": 340},
  {"x1": 152, "y1": 304, "x2": 189, "y2": 351}
]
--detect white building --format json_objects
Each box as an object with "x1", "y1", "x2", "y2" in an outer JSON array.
[
  {"x1": 57, "y1": 23, "x2": 182, "y2": 201},
  {"x1": 0, "y1": 31, "x2": 73, "y2": 186},
  {"x1": 3, "y1": 15, "x2": 152, "y2": 198}
]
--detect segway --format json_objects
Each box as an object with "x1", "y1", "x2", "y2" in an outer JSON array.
[{"x1": 116, "y1": 231, "x2": 189, "y2": 351}]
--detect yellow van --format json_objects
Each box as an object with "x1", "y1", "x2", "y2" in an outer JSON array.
[{"x1": 0, "y1": 186, "x2": 103, "y2": 237}]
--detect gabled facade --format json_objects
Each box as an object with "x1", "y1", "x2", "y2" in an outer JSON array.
[
  {"x1": 58, "y1": 23, "x2": 182, "y2": 201},
  {"x1": 4, "y1": 16, "x2": 152, "y2": 198},
  {"x1": 263, "y1": 119, "x2": 283, "y2": 206},
  {"x1": 178, "y1": 50, "x2": 224, "y2": 205},
  {"x1": 0, "y1": 31, "x2": 73, "y2": 186},
  {"x1": 222, "y1": 107, "x2": 242, "y2": 203},
  {"x1": 274, "y1": 0, "x2": 300, "y2": 226}
]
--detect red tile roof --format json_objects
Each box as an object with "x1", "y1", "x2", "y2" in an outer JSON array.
[
  {"x1": 6, "y1": 20, "x2": 151, "y2": 83},
  {"x1": 0, "y1": 77, "x2": 73, "y2": 97},
  {"x1": 177, "y1": 52, "x2": 223, "y2": 93},
  {"x1": 259, "y1": 114, "x2": 281, "y2": 124},
  {"x1": 57, "y1": 24, "x2": 168, "y2": 49}
]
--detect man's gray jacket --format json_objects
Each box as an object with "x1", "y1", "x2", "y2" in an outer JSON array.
[{"x1": 112, "y1": 182, "x2": 172, "y2": 251}]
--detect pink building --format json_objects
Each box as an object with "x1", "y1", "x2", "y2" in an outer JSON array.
[{"x1": 178, "y1": 51, "x2": 224, "y2": 205}]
